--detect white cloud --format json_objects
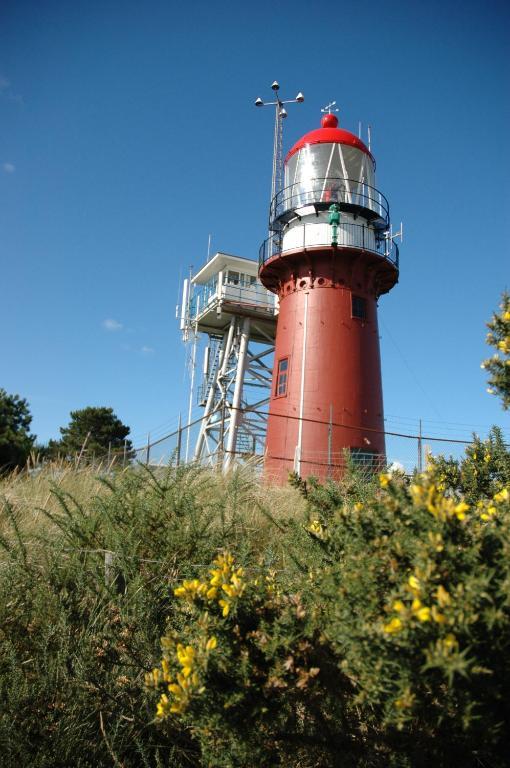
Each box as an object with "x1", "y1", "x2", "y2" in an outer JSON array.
[
  {"x1": 141, "y1": 345, "x2": 155, "y2": 355},
  {"x1": 0, "y1": 76, "x2": 24, "y2": 105},
  {"x1": 3, "y1": 162, "x2": 15, "y2": 174},
  {"x1": 102, "y1": 318, "x2": 123, "y2": 332}
]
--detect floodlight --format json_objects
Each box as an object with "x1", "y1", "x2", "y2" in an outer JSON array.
[
  {"x1": 280, "y1": 108, "x2": 288, "y2": 118},
  {"x1": 295, "y1": 92, "x2": 304, "y2": 102},
  {"x1": 271, "y1": 80, "x2": 280, "y2": 91},
  {"x1": 255, "y1": 97, "x2": 263, "y2": 106}
]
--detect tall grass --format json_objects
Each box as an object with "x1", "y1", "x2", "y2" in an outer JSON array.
[{"x1": 0, "y1": 461, "x2": 305, "y2": 767}]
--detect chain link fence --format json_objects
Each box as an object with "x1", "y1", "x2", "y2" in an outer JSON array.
[
  {"x1": 39, "y1": 408, "x2": 506, "y2": 477},
  {"x1": 96, "y1": 410, "x2": 497, "y2": 476}
]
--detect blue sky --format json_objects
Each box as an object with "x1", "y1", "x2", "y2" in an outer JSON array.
[{"x1": 1, "y1": 0, "x2": 509, "y2": 456}]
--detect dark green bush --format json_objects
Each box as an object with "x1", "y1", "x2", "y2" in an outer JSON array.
[
  {"x1": 149, "y1": 448, "x2": 510, "y2": 767},
  {"x1": 0, "y1": 464, "x2": 275, "y2": 767}
]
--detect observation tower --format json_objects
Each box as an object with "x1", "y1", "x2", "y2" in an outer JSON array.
[
  {"x1": 180, "y1": 252, "x2": 277, "y2": 469},
  {"x1": 258, "y1": 107, "x2": 400, "y2": 483}
]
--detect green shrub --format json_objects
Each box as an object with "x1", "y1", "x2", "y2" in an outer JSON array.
[
  {"x1": 0, "y1": 464, "x2": 298, "y2": 767},
  {"x1": 149, "y1": 454, "x2": 510, "y2": 767}
]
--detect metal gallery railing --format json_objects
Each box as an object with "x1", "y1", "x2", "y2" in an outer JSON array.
[
  {"x1": 259, "y1": 221, "x2": 399, "y2": 269},
  {"x1": 270, "y1": 177, "x2": 390, "y2": 226}
]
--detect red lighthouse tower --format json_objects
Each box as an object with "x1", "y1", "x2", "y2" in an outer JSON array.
[{"x1": 259, "y1": 109, "x2": 399, "y2": 483}]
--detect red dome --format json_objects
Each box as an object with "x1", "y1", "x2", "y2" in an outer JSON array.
[{"x1": 285, "y1": 113, "x2": 373, "y2": 163}]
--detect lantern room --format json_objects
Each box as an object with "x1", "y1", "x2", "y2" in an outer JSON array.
[
  {"x1": 260, "y1": 114, "x2": 398, "y2": 280},
  {"x1": 270, "y1": 114, "x2": 388, "y2": 228}
]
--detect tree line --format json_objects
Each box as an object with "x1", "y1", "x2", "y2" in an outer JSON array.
[{"x1": 0, "y1": 395, "x2": 134, "y2": 471}]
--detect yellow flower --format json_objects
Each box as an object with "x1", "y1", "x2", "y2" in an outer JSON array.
[
  {"x1": 209, "y1": 571, "x2": 222, "y2": 586},
  {"x1": 410, "y1": 484, "x2": 425, "y2": 503},
  {"x1": 206, "y1": 586, "x2": 218, "y2": 600},
  {"x1": 411, "y1": 597, "x2": 422, "y2": 612},
  {"x1": 354, "y1": 502, "x2": 364, "y2": 512},
  {"x1": 379, "y1": 473, "x2": 391, "y2": 488},
  {"x1": 494, "y1": 488, "x2": 509, "y2": 503},
  {"x1": 206, "y1": 636, "x2": 217, "y2": 651},
  {"x1": 431, "y1": 606, "x2": 446, "y2": 624},
  {"x1": 436, "y1": 585, "x2": 451, "y2": 607},
  {"x1": 408, "y1": 575, "x2": 421, "y2": 594},
  {"x1": 176, "y1": 644, "x2": 195, "y2": 669},
  {"x1": 383, "y1": 617, "x2": 403, "y2": 634},
  {"x1": 392, "y1": 600, "x2": 405, "y2": 613},
  {"x1": 218, "y1": 599, "x2": 230, "y2": 617},
  {"x1": 443, "y1": 633, "x2": 458, "y2": 650},
  {"x1": 454, "y1": 501, "x2": 469, "y2": 521},
  {"x1": 156, "y1": 694, "x2": 170, "y2": 718},
  {"x1": 416, "y1": 606, "x2": 431, "y2": 622},
  {"x1": 174, "y1": 579, "x2": 208, "y2": 600}
]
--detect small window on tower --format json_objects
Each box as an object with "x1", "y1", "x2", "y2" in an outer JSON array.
[
  {"x1": 352, "y1": 295, "x2": 367, "y2": 320},
  {"x1": 276, "y1": 357, "x2": 289, "y2": 397},
  {"x1": 349, "y1": 447, "x2": 381, "y2": 470}
]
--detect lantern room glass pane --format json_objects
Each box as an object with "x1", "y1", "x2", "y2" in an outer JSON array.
[{"x1": 284, "y1": 143, "x2": 377, "y2": 214}]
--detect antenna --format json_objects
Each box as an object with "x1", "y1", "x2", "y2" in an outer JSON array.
[
  {"x1": 392, "y1": 222, "x2": 404, "y2": 243},
  {"x1": 358, "y1": 121, "x2": 362, "y2": 138},
  {"x1": 207, "y1": 234, "x2": 212, "y2": 261},
  {"x1": 254, "y1": 81, "x2": 304, "y2": 212},
  {"x1": 367, "y1": 125, "x2": 372, "y2": 152}
]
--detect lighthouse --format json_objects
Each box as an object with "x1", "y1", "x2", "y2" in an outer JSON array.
[{"x1": 258, "y1": 107, "x2": 399, "y2": 483}]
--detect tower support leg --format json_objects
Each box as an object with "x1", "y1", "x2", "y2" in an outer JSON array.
[
  {"x1": 194, "y1": 318, "x2": 235, "y2": 460},
  {"x1": 224, "y1": 317, "x2": 251, "y2": 472}
]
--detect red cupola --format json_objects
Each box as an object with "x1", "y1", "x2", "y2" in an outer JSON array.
[{"x1": 286, "y1": 113, "x2": 374, "y2": 163}]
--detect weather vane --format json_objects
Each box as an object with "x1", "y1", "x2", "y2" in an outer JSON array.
[{"x1": 321, "y1": 100, "x2": 339, "y2": 115}]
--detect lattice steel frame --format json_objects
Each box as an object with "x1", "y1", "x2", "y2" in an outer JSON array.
[{"x1": 193, "y1": 315, "x2": 274, "y2": 470}]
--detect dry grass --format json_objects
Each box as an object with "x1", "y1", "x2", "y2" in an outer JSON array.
[
  {"x1": 0, "y1": 458, "x2": 112, "y2": 546},
  {"x1": 0, "y1": 458, "x2": 305, "y2": 557}
]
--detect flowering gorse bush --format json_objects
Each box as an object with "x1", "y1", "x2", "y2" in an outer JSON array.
[
  {"x1": 149, "y1": 455, "x2": 510, "y2": 767},
  {"x1": 482, "y1": 291, "x2": 510, "y2": 409}
]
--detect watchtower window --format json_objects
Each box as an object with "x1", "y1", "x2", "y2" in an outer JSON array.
[
  {"x1": 352, "y1": 295, "x2": 367, "y2": 320},
  {"x1": 226, "y1": 270, "x2": 240, "y2": 285},
  {"x1": 276, "y1": 357, "x2": 289, "y2": 397}
]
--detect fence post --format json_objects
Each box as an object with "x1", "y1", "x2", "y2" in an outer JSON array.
[
  {"x1": 176, "y1": 413, "x2": 182, "y2": 467},
  {"x1": 123, "y1": 439, "x2": 127, "y2": 467},
  {"x1": 104, "y1": 551, "x2": 115, "y2": 586},
  {"x1": 327, "y1": 404, "x2": 333, "y2": 478},
  {"x1": 417, "y1": 419, "x2": 423, "y2": 472},
  {"x1": 146, "y1": 433, "x2": 151, "y2": 466}
]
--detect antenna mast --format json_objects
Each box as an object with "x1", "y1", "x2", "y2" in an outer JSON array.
[{"x1": 255, "y1": 81, "x2": 304, "y2": 213}]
